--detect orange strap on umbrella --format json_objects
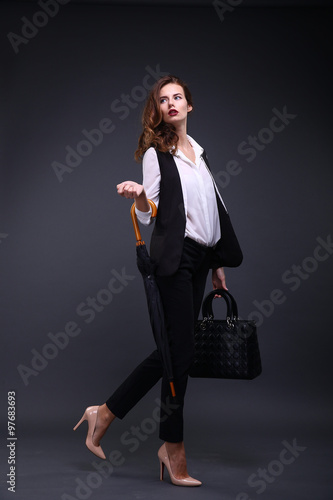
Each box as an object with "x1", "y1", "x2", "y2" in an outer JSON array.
[
  {"x1": 130, "y1": 199, "x2": 157, "y2": 245},
  {"x1": 169, "y1": 382, "x2": 176, "y2": 398}
]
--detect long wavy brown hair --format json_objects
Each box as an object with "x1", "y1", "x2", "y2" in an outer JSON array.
[{"x1": 134, "y1": 75, "x2": 193, "y2": 162}]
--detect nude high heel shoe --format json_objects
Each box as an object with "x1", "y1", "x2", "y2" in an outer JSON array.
[
  {"x1": 157, "y1": 443, "x2": 202, "y2": 487},
  {"x1": 73, "y1": 406, "x2": 106, "y2": 460}
]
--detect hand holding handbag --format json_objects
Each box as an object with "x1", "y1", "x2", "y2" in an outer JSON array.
[{"x1": 189, "y1": 289, "x2": 262, "y2": 380}]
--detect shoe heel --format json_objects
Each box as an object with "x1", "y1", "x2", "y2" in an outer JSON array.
[
  {"x1": 73, "y1": 406, "x2": 107, "y2": 460},
  {"x1": 159, "y1": 459, "x2": 165, "y2": 481},
  {"x1": 73, "y1": 414, "x2": 86, "y2": 431}
]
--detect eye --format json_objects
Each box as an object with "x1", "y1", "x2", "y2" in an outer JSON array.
[
  {"x1": 175, "y1": 95, "x2": 182, "y2": 100},
  {"x1": 160, "y1": 98, "x2": 167, "y2": 103}
]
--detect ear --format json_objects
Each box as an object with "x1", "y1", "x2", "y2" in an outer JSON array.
[{"x1": 187, "y1": 104, "x2": 193, "y2": 113}]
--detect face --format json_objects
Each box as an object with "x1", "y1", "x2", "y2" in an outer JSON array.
[{"x1": 159, "y1": 83, "x2": 192, "y2": 125}]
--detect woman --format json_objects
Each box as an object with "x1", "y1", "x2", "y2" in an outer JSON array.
[{"x1": 74, "y1": 75, "x2": 243, "y2": 486}]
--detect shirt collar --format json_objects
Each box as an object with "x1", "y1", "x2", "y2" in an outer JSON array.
[
  {"x1": 186, "y1": 134, "x2": 204, "y2": 156},
  {"x1": 169, "y1": 134, "x2": 204, "y2": 160}
]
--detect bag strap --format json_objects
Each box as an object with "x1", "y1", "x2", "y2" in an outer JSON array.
[{"x1": 202, "y1": 289, "x2": 239, "y2": 320}]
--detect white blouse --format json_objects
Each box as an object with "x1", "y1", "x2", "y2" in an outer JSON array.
[{"x1": 135, "y1": 134, "x2": 227, "y2": 247}]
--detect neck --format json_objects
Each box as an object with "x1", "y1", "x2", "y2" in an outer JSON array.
[{"x1": 173, "y1": 121, "x2": 188, "y2": 149}]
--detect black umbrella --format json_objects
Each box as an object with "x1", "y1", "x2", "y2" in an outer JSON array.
[{"x1": 130, "y1": 201, "x2": 176, "y2": 398}]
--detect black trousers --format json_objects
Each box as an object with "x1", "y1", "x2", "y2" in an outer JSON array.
[{"x1": 106, "y1": 237, "x2": 212, "y2": 442}]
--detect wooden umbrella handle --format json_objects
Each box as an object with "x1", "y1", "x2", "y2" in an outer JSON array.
[{"x1": 130, "y1": 199, "x2": 157, "y2": 245}]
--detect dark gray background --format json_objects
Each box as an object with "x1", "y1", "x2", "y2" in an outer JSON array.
[{"x1": 1, "y1": 1, "x2": 332, "y2": 499}]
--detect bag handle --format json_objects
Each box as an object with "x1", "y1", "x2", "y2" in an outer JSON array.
[
  {"x1": 207, "y1": 289, "x2": 239, "y2": 319},
  {"x1": 201, "y1": 289, "x2": 239, "y2": 321},
  {"x1": 130, "y1": 200, "x2": 157, "y2": 246}
]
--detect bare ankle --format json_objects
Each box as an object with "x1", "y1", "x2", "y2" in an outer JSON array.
[
  {"x1": 99, "y1": 404, "x2": 115, "y2": 423},
  {"x1": 165, "y1": 441, "x2": 185, "y2": 455}
]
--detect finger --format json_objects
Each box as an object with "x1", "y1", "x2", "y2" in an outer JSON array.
[
  {"x1": 123, "y1": 185, "x2": 134, "y2": 198},
  {"x1": 117, "y1": 181, "x2": 133, "y2": 192},
  {"x1": 118, "y1": 183, "x2": 132, "y2": 195},
  {"x1": 220, "y1": 273, "x2": 228, "y2": 290}
]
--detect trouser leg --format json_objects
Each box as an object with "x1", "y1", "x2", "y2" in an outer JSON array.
[
  {"x1": 105, "y1": 349, "x2": 163, "y2": 418},
  {"x1": 157, "y1": 239, "x2": 211, "y2": 442}
]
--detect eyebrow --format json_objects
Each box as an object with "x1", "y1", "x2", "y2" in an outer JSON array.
[{"x1": 159, "y1": 93, "x2": 183, "y2": 99}]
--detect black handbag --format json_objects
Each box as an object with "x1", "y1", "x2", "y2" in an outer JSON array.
[{"x1": 189, "y1": 289, "x2": 262, "y2": 380}]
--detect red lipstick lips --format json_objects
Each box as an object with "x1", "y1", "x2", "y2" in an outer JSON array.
[{"x1": 168, "y1": 109, "x2": 178, "y2": 116}]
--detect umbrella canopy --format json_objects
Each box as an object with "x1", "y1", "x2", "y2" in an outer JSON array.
[{"x1": 130, "y1": 201, "x2": 176, "y2": 398}]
